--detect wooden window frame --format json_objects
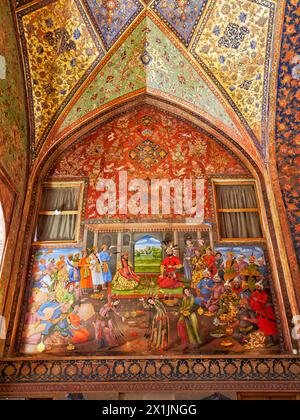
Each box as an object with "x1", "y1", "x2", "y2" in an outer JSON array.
[
  {"x1": 212, "y1": 179, "x2": 265, "y2": 243},
  {"x1": 33, "y1": 181, "x2": 84, "y2": 245}
]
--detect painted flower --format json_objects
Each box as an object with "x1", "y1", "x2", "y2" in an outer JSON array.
[
  {"x1": 178, "y1": 75, "x2": 186, "y2": 84},
  {"x1": 213, "y1": 25, "x2": 221, "y2": 36},
  {"x1": 86, "y1": 48, "x2": 94, "y2": 56},
  {"x1": 70, "y1": 58, "x2": 77, "y2": 67},
  {"x1": 45, "y1": 18, "x2": 53, "y2": 28},
  {"x1": 36, "y1": 46, "x2": 44, "y2": 55},
  {"x1": 73, "y1": 29, "x2": 81, "y2": 40},
  {"x1": 250, "y1": 40, "x2": 257, "y2": 50},
  {"x1": 219, "y1": 55, "x2": 226, "y2": 64},
  {"x1": 239, "y1": 12, "x2": 247, "y2": 23},
  {"x1": 106, "y1": 75, "x2": 114, "y2": 83}
]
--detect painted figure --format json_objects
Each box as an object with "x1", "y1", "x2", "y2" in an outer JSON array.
[
  {"x1": 191, "y1": 248, "x2": 207, "y2": 288},
  {"x1": 224, "y1": 252, "x2": 239, "y2": 282},
  {"x1": 231, "y1": 276, "x2": 243, "y2": 296},
  {"x1": 217, "y1": 282, "x2": 240, "y2": 325},
  {"x1": 250, "y1": 281, "x2": 278, "y2": 346},
  {"x1": 215, "y1": 252, "x2": 225, "y2": 279},
  {"x1": 144, "y1": 298, "x2": 170, "y2": 351},
  {"x1": 177, "y1": 288, "x2": 202, "y2": 350},
  {"x1": 236, "y1": 254, "x2": 249, "y2": 281},
  {"x1": 78, "y1": 250, "x2": 93, "y2": 295},
  {"x1": 231, "y1": 298, "x2": 258, "y2": 344},
  {"x1": 205, "y1": 275, "x2": 225, "y2": 314},
  {"x1": 158, "y1": 244, "x2": 183, "y2": 289},
  {"x1": 113, "y1": 252, "x2": 140, "y2": 291},
  {"x1": 247, "y1": 255, "x2": 261, "y2": 292},
  {"x1": 67, "y1": 306, "x2": 90, "y2": 345},
  {"x1": 98, "y1": 300, "x2": 126, "y2": 347},
  {"x1": 204, "y1": 247, "x2": 217, "y2": 277},
  {"x1": 89, "y1": 253, "x2": 104, "y2": 292},
  {"x1": 183, "y1": 239, "x2": 196, "y2": 281},
  {"x1": 195, "y1": 269, "x2": 214, "y2": 307},
  {"x1": 98, "y1": 244, "x2": 113, "y2": 288}
]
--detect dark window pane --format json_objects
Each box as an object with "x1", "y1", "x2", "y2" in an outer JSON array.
[
  {"x1": 216, "y1": 185, "x2": 258, "y2": 209},
  {"x1": 40, "y1": 187, "x2": 80, "y2": 212},
  {"x1": 37, "y1": 215, "x2": 77, "y2": 241},
  {"x1": 219, "y1": 212, "x2": 263, "y2": 239}
]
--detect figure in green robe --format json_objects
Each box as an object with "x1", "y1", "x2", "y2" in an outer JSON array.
[{"x1": 177, "y1": 288, "x2": 202, "y2": 350}]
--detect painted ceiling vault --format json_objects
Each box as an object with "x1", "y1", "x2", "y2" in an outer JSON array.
[{"x1": 11, "y1": 0, "x2": 279, "y2": 164}]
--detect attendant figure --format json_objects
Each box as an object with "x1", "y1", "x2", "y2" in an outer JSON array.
[
  {"x1": 98, "y1": 244, "x2": 113, "y2": 291},
  {"x1": 237, "y1": 254, "x2": 249, "y2": 281},
  {"x1": 206, "y1": 275, "x2": 225, "y2": 314},
  {"x1": 98, "y1": 300, "x2": 126, "y2": 347},
  {"x1": 191, "y1": 249, "x2": 206, "y2": 288},
  {"x1": 204, "y1": 247, "x2": 217, "y2": 277},
  {"x1": 231, "y1": 298, "x2": 258, "y2": 344},
  {"x1": 54, "y1": 265, "x2": 69, "y2": 303},
  {"x1": 78, "y1": 250, "x2": 93, "y2": 295},
  {"x1": 158, "y1": 244, "x2": 184, "y2": 289},
  {"x1": 217, "y1": 281, "x2": 240, "y2": 325},
  {"x1": 247, "y1": 255, "x2": 261, "y2": 292},
  {"x1": 90, "y1": 253, "x2": 104, "y2": 292},
  {"x1": 112, "y1": 252, "x2": 140, "y2": 291},
  {"x1": 93, "y1": 314, "x2": 107, "y2": 348},
  {"x1": 224, "y1": 252, "x2": 239, "y2": 282},
  {"x1": 215, "y1": 252, "x2": 225, "y2": 279},
  {"x1": 67, "y1": 254, "x2": 81, "y2": 301},
  {"x1": 250, "y1": 281, "x2": 278, "y2": 347},
  {"x1": 56, "y1": 255, "x2": 66, "y2": 271},
  {"x1": 68, "y1": 306, "x2": 90, "y2": 345},
  {"x1": 197, "y1": 239, "x2": 207, "y2": 256},
  {"x1": 63, "y1": 282, "x2": 76, "y2": 306},
  {"x1": 231, "y1": 276, "x2": 243, "y2": 296},
  {"x1": 183, "y1": 239, "x2": 196, "y2": 281},
  {"x1": 22, "y1": 304, "x2": 43, "y2": 346},
  {"x1": 258, "y1": 257, "x2": 268, "y2": 277},
  {"x1": 36, "y1": 301, "x2": 64, "y2": 347},
  {"x1": 177, "y1": 288, "x2": 202, "y2": 350},
  {"x1": 195, "y1": 269, "x2": 214, "y2": 307},
  {"x1": 143, "y1": 297, "x2": 170, "y2": 351}
]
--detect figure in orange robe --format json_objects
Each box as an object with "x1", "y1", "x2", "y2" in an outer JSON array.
[
  {"x1": 78, "y1": 251, "x2": 93, "y2": 294},
  {"x1": 68, "y1": 311, "x2": 90, "y2": 344}
]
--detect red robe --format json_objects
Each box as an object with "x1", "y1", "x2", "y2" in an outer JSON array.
[
  {"x1": 158, "y1": 255, "x2": 184, "y2": 289},
  {"x1": 250, "y1": 290, "x2": 278, "y2": 336},
  {"x1": 204, "y1": 254, "x2": 217, "y2": 277}
]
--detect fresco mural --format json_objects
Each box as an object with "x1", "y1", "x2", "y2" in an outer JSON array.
[
  {"x1": 276, "y1": 0, "x2": 300, "y2": 268},
  {"x1": 52, "y1": 107, "x2": 248, "y2": 222},
  {"x1": 21, "y1": 243, "x2": 280, "y2": 355},
  {"x1": 0, "y1": 0, "x2": 28, "y2": 192},
  {"x1": 191, "y1": 0, "x2": 275, "y2": 145},
  {"x1": 58, "y1": 17, "x2": 239, "y2": 137},
  {"x1": 18, "y1": 0, "x2": 104, "y2": 148}
]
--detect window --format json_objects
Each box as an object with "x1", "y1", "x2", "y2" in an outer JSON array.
[
  {"x1": 35, "y1": 182, "x2": 84, "y2": 243},
  {"x1": 214, "y1": 181, "x2": 263, "y2": 241},
  {"x1": 0, "y1": 203, "x2": 5, "y2": 264}
]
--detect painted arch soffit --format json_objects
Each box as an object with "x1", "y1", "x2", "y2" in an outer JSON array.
[
  {"x1": 16, "y1": 0, "x2": 105, "y2": 156},
  {"x1": 14, "y1": 0, "x2": 278, "y2": 161},
  {"x1": 50, "y1": 16, "x2": 244, "y2": 147}
]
